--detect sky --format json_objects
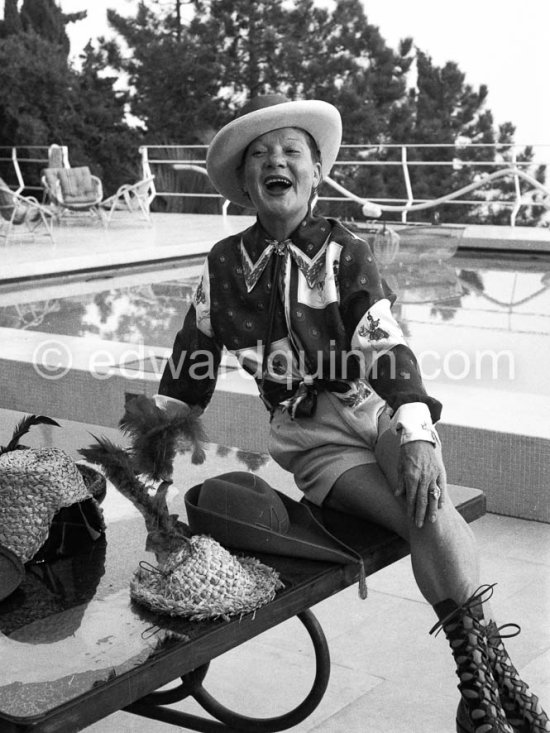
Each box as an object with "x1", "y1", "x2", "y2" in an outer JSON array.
[{"x1": 58, "y1": 0, "x2": 550, "y2": 165}]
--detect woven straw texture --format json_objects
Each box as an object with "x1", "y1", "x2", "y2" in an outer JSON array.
[
  {"x1": 0, "y1": 448, "x2": 90, "y2": 562},
  {"x1": 131, "y1": 535, "x2": 283, "y2": 621}
]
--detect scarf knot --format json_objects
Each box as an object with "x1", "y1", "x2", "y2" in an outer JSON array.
[
  {"x1": 266, "y1": 237, "x2": 292, "y2": 256},
  {"x1": 240, "y1": 236, "x2": 329, "y2": 293}
]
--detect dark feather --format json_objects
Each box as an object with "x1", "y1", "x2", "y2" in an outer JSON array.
[
  {"x1": 79, "y1": 437, "x2": 192, "y2": 544},
  {"x1": 119, "y1": 395, "x2": 207, "y2": 481},
  {"x1": 79, "y1": 437, "x2": 150, "y2": 506},
  {"x1": 0, "y1": 415, "x2": 60, "y2": 456}
]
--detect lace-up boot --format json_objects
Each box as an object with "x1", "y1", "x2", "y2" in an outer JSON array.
[
  {"x1": 485, "y1": 620, "x2": 550, "y2": 733},
  {"x1": 431, "y1": 585, "x2": 513, "y2": 733}
]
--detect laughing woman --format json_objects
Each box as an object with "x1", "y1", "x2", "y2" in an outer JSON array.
[{"x1": 156, "y1": 95, "x2": 549, "y2": 733}]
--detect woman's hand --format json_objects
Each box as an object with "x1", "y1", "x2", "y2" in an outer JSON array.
[{"x1": 395, "y1": 440, "x2": 446, "y2": 528}]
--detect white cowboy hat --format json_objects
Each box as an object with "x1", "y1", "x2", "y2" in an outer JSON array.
[{"x1": 206, "y1": 94, "x2": 342, "y2": 208}]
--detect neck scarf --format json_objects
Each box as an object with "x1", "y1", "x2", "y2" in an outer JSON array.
[{"x1": 240, "y1": 235, "x2": 330, "y2": 293}]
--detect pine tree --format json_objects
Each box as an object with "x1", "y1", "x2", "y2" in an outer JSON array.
[
  {"x1": 19, "y1": 0, "x2": 85, "y2": 56},
  {"x1": 98, "y1": 0, "x2": 547, "y2": 223},
  {"x1": 60, "y1": 42, "x2": 141, "y2": 194},
  {"x1": 0, "y1": 0, "x2": 138, "y2": 195},
  {"x1": 0, "y1": 31, "x2": 71, "y2": 146},
  {"x1": 106, "y1": 3, "x2": 223, "y2": 143},
  {"x1": 394, "y1": 50, "x2": 543, "y2": 224},
  {"x1": 1, "y1": 0, "x2": 23, "y2": 37}
]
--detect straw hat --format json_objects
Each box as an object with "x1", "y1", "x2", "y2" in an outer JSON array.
[
  {"x1": 130, "y1": 534, "x2": 283, "y2": 621},
  {"x1": 0, "y1": 448, "x2": 97, "y2": 563},
  {"x1": 0, "y1": 414, "x2": 107, "y2": 602},
  {"x1": 206, "y1": 94, "x2": 342, "y2": 207},
  {"x1": 0, "y1": 451, "x2": 106, "y2": 601}
]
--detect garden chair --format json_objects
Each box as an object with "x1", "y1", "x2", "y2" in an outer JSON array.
[
  {"x1": 0, "y1": 178, "x2": 55, "y2": 245},
  {"x1": 47, "y1": 144, "x2": 70, "y2": 169},
  {"x1": 42, "y1": 166, "x2": 106, "y2": 226},
  {"x1": 101, "y1": 175, "x2": 156, "y2": 225}
]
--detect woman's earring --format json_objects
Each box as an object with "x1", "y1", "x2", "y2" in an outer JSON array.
[{"x1": 310, "y1": 186, "x2": 319, "y2": 209}]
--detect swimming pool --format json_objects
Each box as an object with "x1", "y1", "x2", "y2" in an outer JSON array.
[
  {"x1": 1, "y1": 249, "x2": 548, "y2": 403},
  {"x1": 0, "y1": 259, "x2": 204, "y2": 349}
]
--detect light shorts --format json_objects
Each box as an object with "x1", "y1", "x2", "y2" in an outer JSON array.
[{"x1": 268, "y1": 387, "x2": 390, "y2": 506}]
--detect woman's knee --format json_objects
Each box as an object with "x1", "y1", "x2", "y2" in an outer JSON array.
[
  {"x1": 325, "y1": 463, "x2": 410, "y2": 538},
  {"x1": 410, "y1": 498, "x2": 477, "y2": 548}
]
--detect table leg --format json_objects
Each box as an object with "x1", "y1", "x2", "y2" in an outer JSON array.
[{"x1": 125, "y1": 609, "x2": 331, "y2": 732}]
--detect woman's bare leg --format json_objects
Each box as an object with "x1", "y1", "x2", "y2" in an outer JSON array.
[
  {"x1": 323, "y1": 429, "x2": 480, "y2": 606},
  {"x1": 323, "y1": 428, "x2": 549, "y2": 730}
]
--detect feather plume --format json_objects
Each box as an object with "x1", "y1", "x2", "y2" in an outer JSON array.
[
  {"x1": 0, "y1": 414, "x2": 60, "y2": 456},
  {"x1": 79, "y1": 437, "x2": 150, "y2": 505},
  {"x1": 79, "y1": 437, "x2": 192, "y2": 551},
  {"x1": 119, "y1": 395, "x2": 207, "y2": 482}
]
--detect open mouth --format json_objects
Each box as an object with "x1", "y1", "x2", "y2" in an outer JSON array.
[{"x1": 264, "y1": 176, "x2": 292, "y2": 193}]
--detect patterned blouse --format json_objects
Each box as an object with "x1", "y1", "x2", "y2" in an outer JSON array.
[{"x1": 159, "y1": 213, "x2": 441, "y2": 422}]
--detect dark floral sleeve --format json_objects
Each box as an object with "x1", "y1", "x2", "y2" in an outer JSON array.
[
  {"x1": 159, "y1": 260, "x2": 223, "y2": 409},
  {"x1": 338, "y1": 230, "x2": 442, "y2": 422}
]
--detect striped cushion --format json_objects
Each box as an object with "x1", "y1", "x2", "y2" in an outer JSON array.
[{"x1": 57, "y1": 167, "x2": 96, "y2": 204}]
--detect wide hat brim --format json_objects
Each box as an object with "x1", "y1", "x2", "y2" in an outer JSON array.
[
  {"x1": 185, "y1": 484, "x2": 356, "y2": 565},
  {"x1": 130, "y1": 535, "x2": 283, "y2": 621},
  {"x1": 0, "y1": 543, "x2": 24, "y2": 601},
  {"x1": 206, "y1": 99, "x2": 342, "y2": 208}
]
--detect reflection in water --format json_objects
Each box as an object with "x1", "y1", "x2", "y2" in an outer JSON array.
[
  {"x1": 382, "y1": 261, "x2": 463, "y2": 305},
  {"x1": 1, "y1": 244, "x2": 549, "y2": 347},
  {"x1": 460, "y1": 270, "x2": 485, "y2": 293},
  {"x1": 458, "y1": 269, "x2": 550, "y2": 310},
  {"x1": 427, "y1": 270, "x2": 486, "y2": 322},
  {"x1": 235, "y1": 450, "x2": 270, "y2": 472},
  {"x1": 3, "y1": 300, "x2": 62, "y2": 329},
  {"x1": 82, "y1": 285, "x2": 190, "y2": 344},
  {"x1": 358, "y1": 222, "x2": 464, "y2": 267},
  {"x1": 0, "y1": 281, "x2": 197, "y2": 349}
]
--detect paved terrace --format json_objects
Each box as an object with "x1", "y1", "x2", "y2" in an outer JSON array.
[{"x1": 2, "y1": 213, "x2": 550, "y2": 282}]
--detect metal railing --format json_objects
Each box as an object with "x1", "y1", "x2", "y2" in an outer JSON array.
[
  {"x1": 140, "y1": 142, "x2": 550, "y2": 225},
  {"x1": 2, "y1": 143, "x2": 549, "y2": 225},
  {"x1": 0, "y1": 145, "x2": 69, "y2": 195}
]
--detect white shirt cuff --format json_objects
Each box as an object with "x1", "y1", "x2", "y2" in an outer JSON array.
[{"x1": 390, "y1": 402, "x2": 438, "y2": 445}]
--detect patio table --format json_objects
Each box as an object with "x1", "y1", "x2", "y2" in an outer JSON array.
[{"x1": 0, "y1": 443, "x2": 485, "y2": 732}]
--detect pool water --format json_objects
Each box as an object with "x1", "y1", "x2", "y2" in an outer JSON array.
[
  {"x1": 1, "y1": 253, "x2": 548, "y2": 336},
  {"x1": 1, "y1": 250, "x2": 549, "y2": 402},
  {"x1": 397, "y1": 254, "x2": 550, "y2": 399},
  {"x1": 0, "y1": 259, "x2": 204, "y2": 350}
]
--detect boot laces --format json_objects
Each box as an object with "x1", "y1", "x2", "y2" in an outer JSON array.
[
  {"x1": 430, "y1": 583, "x2": 497, "y2": 637},
  {"x1": 488, "y1": 622, "x2": 521, "y2": 641}
]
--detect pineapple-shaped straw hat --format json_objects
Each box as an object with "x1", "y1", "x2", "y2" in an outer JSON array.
[
  {"x1": 0, "y1": 415, "x2": 106, "y2": 601},
  {"x1": 81, "y1": 396, "x2": 283, "y2": 622}
]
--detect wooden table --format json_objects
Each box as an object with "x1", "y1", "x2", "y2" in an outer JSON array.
[{"x1": 0, "y1": 444, "x2": 485, "y2": 732}]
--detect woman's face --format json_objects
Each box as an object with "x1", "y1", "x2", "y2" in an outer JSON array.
[{"x1": 241, "y1": 127, "x2": 322, "y2": 230}]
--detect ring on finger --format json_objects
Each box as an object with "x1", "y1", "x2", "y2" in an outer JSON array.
[{"x1": 428, "y1": 485, "x2": 441, "y2": 501}]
